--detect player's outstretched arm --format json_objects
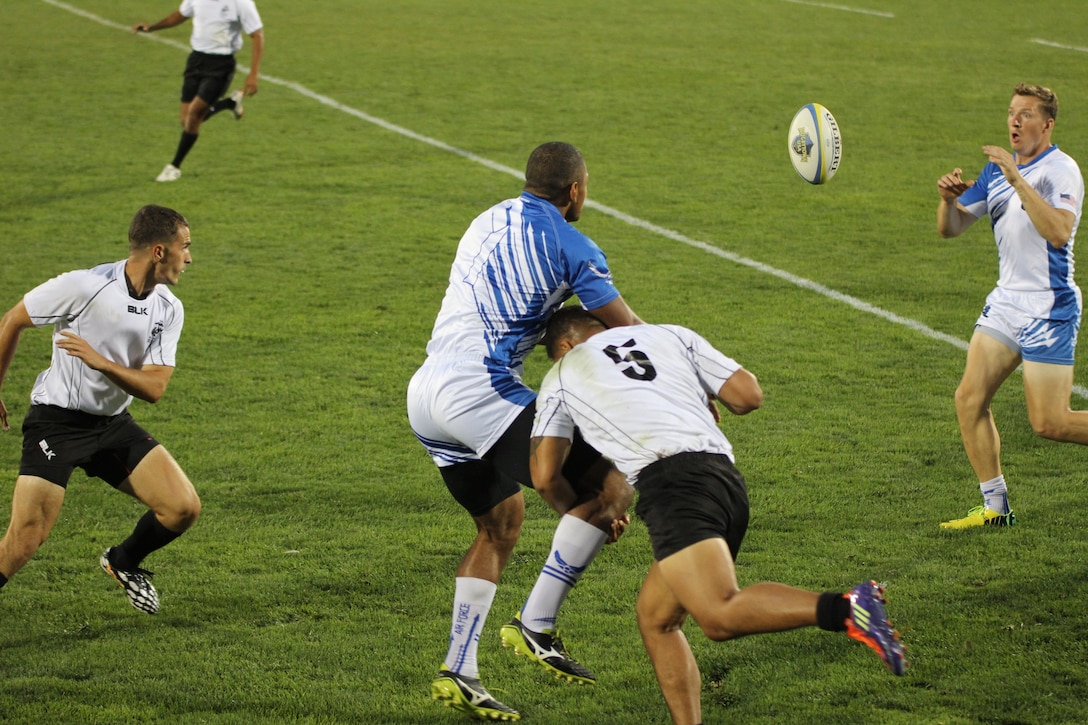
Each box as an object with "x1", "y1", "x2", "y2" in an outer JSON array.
[{"x1": 132, "y1": 11, "x2": 187, "y2": 34}]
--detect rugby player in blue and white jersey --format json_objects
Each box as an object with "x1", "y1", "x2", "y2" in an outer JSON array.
[
  {"x1": 530, "y1": 307, "x2": 905, "y2": 725},
  {"x1": 409, "y1": 142, "x2": 643, "y2": 720},
  {"x1": 938, "y1": 83, "x2": 1086, "y2": 529},
  {"x1": 0, "y1": 205, "x2": 200, "y2": 615}
]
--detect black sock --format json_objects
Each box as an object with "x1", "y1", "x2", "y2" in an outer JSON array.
[
  {"x1": 205, "y1": 98, "x2": 236, "y2": 119},
  {"x1": 0, "y1": 572, "x2": 7, "y2": 589},
  {"x1": 114, "y1": 511, "x2": 182, "y2": 569},
  {"x1": 171, "y1": 131, "x2": 199, "y2": 168},
  {"x1": 816, "y1": 591, "x2": 851, "y2": 632}
]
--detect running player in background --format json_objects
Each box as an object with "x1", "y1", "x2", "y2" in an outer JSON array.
[
  {"x1": 133, "y1": 0, "x2": 265, "y2": 182},
  {"x1": 0, "y1": 205, "x2": 200, "y2": 615}
]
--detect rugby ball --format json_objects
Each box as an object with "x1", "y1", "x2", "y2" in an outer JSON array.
[{"x1": 787, "y1": 103, "x2": 842, "y2": 184}]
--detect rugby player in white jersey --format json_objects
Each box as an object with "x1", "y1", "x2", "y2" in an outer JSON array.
[
  {"x1": 133, "y1": 0, "x2": 265, "y2": 182},
  {"x1": 408, "y1": 142, "x2": 643, "y2": 720},
  {"x1": 531, "y1": 306, "x2": 906, "y2": 725},
  {"x1": 937, "y1": 83, "x2": 1086, "y2": 529},
  {"x1": 0, "y1": 205, "x2": 200, "y2": 615}
]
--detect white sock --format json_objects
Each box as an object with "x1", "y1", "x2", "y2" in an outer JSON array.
[
  {"x1": 519, "y1": 515, "x2": 608, "y2": 633},
  {"x1": 980, "y1": 475, "x2": 1010, "y2": 514},
  {"x1": 443, "y1": 577, "x2": 497, "y2": 678}
]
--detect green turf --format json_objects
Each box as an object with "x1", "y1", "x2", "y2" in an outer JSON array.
[{"x1": 2, "y1": 0, "x2": 1088, "y2": 722}]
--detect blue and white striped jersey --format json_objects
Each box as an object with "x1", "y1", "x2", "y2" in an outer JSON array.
[
  {"x1": 959, "y1": 145, "x2": 1083, "y2": 318},
  {"x1": 425, "y1": 191, "x2": 621, "y2": 378}
]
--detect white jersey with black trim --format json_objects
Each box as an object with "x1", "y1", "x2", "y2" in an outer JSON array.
[
  {"x1": 959, "y1": 145, "x2": 1084, "y2": 319},
  {"x1": 533, "y1": 324, "x2": 741, "y2": 483},
  {"x1": 180, "y1": 0, "x2": 263, "y2": 55},
  {"x1": 22, "y1": 260, "x2": 184, "y2": 416}
]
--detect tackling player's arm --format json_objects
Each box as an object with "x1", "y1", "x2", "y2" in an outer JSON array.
[
  {"x1": 716, "y1": 368, "x2": 763, "y2": 416},
  {"x1": 529, "y1": 436, "x2": 578, "y2": 516},
  {"x1": 936, "y1": 168, "x2": 978, "y2": 238},
  {"x1": 54, "y1": 332, "x2": 175, "y2": 404},
  {"x1": 0, "y1": 301, "x2": 35, "y2": 432}
]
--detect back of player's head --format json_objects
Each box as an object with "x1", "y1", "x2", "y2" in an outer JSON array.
[
  {"x1": 129, "y1": 205, "x2": 188, "y2": 250},
  {"x1": 1014, "y1": 82, "x2": 1058, "y2": 121},
  {"x1": 545, "y1": 305, "x2": 606, "y2": 360},
  {"x1": 524, "y1": 142, "x2": 586, "y2": 202}
]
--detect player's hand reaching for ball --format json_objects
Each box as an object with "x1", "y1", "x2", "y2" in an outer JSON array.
[{"x1": 937, "y1": 168, "x2": 975, "y2": 202}]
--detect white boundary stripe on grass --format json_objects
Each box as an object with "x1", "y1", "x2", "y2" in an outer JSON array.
[
  {"x1": 1030, "y1": 38, "x2": 1088, "y2": 53},
  {"x1": 780, "y1": 0, "x2": 894, "y2": 18},
  {"x1": 39, "y1": 0, "x2": 1088, "y2": 399}
]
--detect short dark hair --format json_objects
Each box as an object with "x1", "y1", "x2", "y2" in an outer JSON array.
[
  {"x1": 544, "y1": 305, "x2": 606, "y2": 360},
  {"x1": 129, "y1": 205, "x2": 188, "y2": 250},
  {"x1": 1014, "y1": 83, "x2": 1058, "y2": 121},
  {"x1": 524, "y1": 142, "x2": 586, "y2": 202}
]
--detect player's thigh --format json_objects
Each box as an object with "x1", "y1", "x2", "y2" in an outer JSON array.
[
  {"x1": 119, "y1": 446, "x2": 199, "y2": 518},
  {"x1": 960, "y1": 329, "x2": 1022, "y2": 398},
  {"x1": 636, "y1": 560, "x2": 688, "y2": 634},
  {"x1": 440, "y1": 458, "x2": 522, "y2": 519},
  {"x1": 183, "y1": 97, "x2": 212, "y2": 130},
  {"x1": 1022, "y1": 360, "x2": 1076, "y2": 425},
  {"x1": 656, "y1": 538, "x2": 741, "y2": 624},
  {"x1": 5, "y1": 476, "x2": 66, "y2": 541}
]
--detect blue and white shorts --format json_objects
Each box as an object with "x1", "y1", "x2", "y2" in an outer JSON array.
[
  {"x1": 406, "y1": 356, "x2": 534, "y2": 467},
  {"x1": 975, "y1": 287, "x2": 1082, "y2": 365}
]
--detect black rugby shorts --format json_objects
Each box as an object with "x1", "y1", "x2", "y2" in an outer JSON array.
[
  {"x1": 441, "y1": 402, "x2": 605, "y2": 517},
  {"x1": 19, "y1": 405, "x2": 160, "y2": 488},
  {"x1": 635, "y1": 451, "x2": 749, "y2": 561},
  {"x1": 181, "y1": 51, "x2": 236, "y2": 104}
]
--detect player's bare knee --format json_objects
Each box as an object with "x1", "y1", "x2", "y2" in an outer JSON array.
[
  {"x1": 1030, "y1": 417, "x2": 1066, "y2": 441},
  {"x1": 477, "y1": 508, "x2": 523, "y2": 552},
  {"x1": 162, "y1": 492, "x2": 201, "y2": 531},
  {"x1": 698, "y1": 620, "x2": 739, "y2": 642},
  {"x1": 693, "y1": 590, "x2": 743, "y2": 641},
  {"x1": 954, "y1": 382, "x2": 984, "y2": 415},
  {"x1": 6, "y1": 523, "x2": 49, "y2": 565}
]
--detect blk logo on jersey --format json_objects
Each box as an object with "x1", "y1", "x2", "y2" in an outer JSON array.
[
  {"x1": 128, "y1": 305, "x2": 148, "y2": 316},
  {"x1": 39, "y1": 439, "x2": 56, "y2": 460}
]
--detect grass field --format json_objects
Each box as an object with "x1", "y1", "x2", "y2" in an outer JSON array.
[{"x1": 2, "y1": 0, "x2": 1088, "y2": 723}]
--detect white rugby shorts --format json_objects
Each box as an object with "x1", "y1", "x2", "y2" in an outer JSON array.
[
  {"x1": 407, "y1": 357, "x2": 533, "y2": 467},
  {"x1": 976, "y1": 286, "x2": 1082, "y2": 365}
]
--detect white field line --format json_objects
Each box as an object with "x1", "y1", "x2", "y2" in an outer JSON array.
[
  {"x1": 780, "y1": 0, "x2": 894, "y2": 18},
  {"x1": 1030, "y1": 38, "x2": 1088, "y2": 53},
  {"x1": 39, "y1": 0, "x2": 1088, "y2": 399}
]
